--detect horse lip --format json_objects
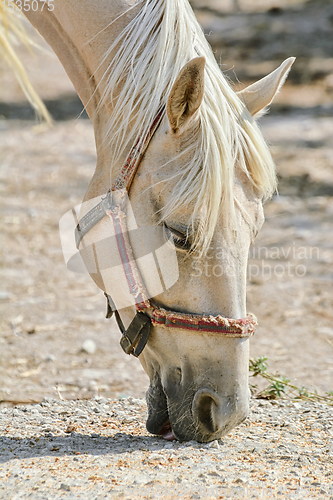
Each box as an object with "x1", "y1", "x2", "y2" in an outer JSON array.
[
  {"x1": 145, "y1": 379, "x2": 170, "y2": 435},
  {"x1": 158, "y1": 420, "x2": 176, "y2": 441}
]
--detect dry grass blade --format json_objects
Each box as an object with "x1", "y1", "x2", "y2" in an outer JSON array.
[{"x1": 0, "y1": 5, "x2": 52, "y2": 124}]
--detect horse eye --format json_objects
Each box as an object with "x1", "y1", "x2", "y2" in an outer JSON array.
[{"x1": 163, "y1": 223, "x2": 192, "y2": 251}]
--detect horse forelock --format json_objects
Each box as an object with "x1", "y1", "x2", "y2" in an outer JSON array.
[{"x1": 95, "y1": 0, "x2": 277, "y2": 252}]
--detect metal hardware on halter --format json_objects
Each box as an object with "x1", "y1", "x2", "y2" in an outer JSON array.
[
  {"x1": 104, "y1": 293, "x2": 151, "y2": 357},
  {"x1": 75, "y1": 107, "x2": 258, "y2": 357}
]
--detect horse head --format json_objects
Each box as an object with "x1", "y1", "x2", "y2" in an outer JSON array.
[
  {"x1": 119, "y1": 56, "x2": 294, "y2": 442},
  {"x1": 22, "y1": 0, "x2": 294, "y2": 442}
]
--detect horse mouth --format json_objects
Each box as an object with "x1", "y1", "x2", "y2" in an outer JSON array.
[
  {"x1": 158, "y1": 420, "x2": 176, "y2": 441},
  {"x1": 145, "y1": 378, "x2": 177, "y2": 440}
]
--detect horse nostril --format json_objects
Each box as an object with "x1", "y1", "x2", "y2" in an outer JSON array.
[
  {"x1": 192, "y1": 389, "x2": 249, "y2": 440},
  {"x1": 193, "y1": 390, "x2": 220, "y2": 434}
]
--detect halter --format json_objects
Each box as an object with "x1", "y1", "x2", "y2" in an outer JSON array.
[{"x1": 75, "y1": 108, "x2": 257, "y2": 357}]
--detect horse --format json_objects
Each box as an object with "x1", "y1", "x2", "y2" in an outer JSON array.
[{"x1": 20, "y1": 0, "x2": 294, "y2": 442}]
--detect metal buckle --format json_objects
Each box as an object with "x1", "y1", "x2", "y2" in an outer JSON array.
[
  {"x1": 120, "y1": 334, "x2": 134, "y2": 354},
  {"x1": 120, "y1": 312, "x2": 151, "y2": 357},
  {"x1": 101, "y1": 189, "x2": 113, "y2": 211}
]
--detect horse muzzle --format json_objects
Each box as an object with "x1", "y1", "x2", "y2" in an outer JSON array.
[{"x1": 146, "y1": 374, "x2": 249, "y2": 443}]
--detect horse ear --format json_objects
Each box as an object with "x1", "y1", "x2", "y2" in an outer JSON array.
[
  {"x1": 238, "y1": 57, "x2": 295, "y2": 118},
  {"x1": 167, "y1": 57, "x2": 205, "y2": 134}
]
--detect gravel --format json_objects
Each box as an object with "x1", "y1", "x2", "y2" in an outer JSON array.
[{"x1": 1, "y1": 397, "x2": 332, "y2": 499}]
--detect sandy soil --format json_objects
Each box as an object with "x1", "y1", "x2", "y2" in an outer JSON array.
[
  {"x1": 1, "y1": 397, "x2": 332, "y2": 499},
  {"x1": 1, "y1": 0, "x2": 332, "y2": 407}
]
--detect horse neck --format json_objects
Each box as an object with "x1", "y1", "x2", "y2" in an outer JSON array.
[{"x1": 23, "y1": 0, "x2": 140, "y2": 128}]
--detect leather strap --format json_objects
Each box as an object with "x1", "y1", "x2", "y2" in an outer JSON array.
[
  {"x1": 75, "y1": 110, "x2": 164, "y2": 357},
  {"x1": 112, "y1": 107, "x2": 165, "y2": 192},
  {"x1": 104, "y1": 293, "x2": 151, "y2": 357},
  {"x1": 75, "y1": 107, "x2": 165, "y2": 251},
  {"x1": 75, "y1": 192, "x2": 113, "y2": 250}
]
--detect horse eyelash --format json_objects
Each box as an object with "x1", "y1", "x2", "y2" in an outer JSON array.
[{"x1": 164, "y1": 223, "x2": 191, "y2": 249}]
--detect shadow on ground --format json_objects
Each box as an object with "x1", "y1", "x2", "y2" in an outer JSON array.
[
  {"x1": 0, "y1": 95, "x2": 88, "y2": 121},
  {"x1": 0, "y1": 432, "x2": 167, "y2": 464}
]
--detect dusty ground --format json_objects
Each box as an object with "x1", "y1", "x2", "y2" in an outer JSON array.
[{"x1": 1, "y1": 397, "x2": 332, "y2": 499}]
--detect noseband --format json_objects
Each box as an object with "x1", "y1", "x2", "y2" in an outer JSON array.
[{"x1": 75, "y1": 108, "x2": 257, "y2": 357}]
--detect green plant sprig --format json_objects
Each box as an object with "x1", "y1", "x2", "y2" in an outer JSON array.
[{"x1": 249, "y1": 357, "x2": 333, "y2": 405}]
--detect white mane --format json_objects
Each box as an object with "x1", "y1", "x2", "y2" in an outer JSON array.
[{"x1": 97, "y1": 0, "x2": 276, "y2": 251}]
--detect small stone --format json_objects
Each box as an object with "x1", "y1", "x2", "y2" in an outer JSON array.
[
  {"x1": 234, "y1": 477, "x2": 248, "y2": 484},
  {"x1": 42, "y1": 426, "x2": 52, "y2": 432},
  {"x1": 208, "y1": 471, "x2": 220, "y2": 477},
  {"x1": 163, "y1": 442, "x2": 174, "y2": 450},
  {"x1": 65, "y1": 423, "x2": 77, "y2": 434},
  {"x1": 186, "y1": 440, "x2": 198, "y2": 448},
  {"x1": 82, "y1": 339, "x2": 96, "y2": 354},
  {"x1": 59, "y1": 484, "x2": 70, "y2": 491},
  {"x1": 44, "y1": 432, "x2": 54, "y2": 438},
  {"x1": 45, "y1": 354, "x2": 56, "y2": 362},
  {"x1": 96, "y1": 398, "x2": 109, "y2": 405},
  {"x1": 207, "y1": 440, "x2": 219, "y2": 449},
  {"x1": 148, "y1": 452, "x2": 165, "y2": 461},
  {"x1": 41, "y1": 397, "x2": 55, "y2": 405}
]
